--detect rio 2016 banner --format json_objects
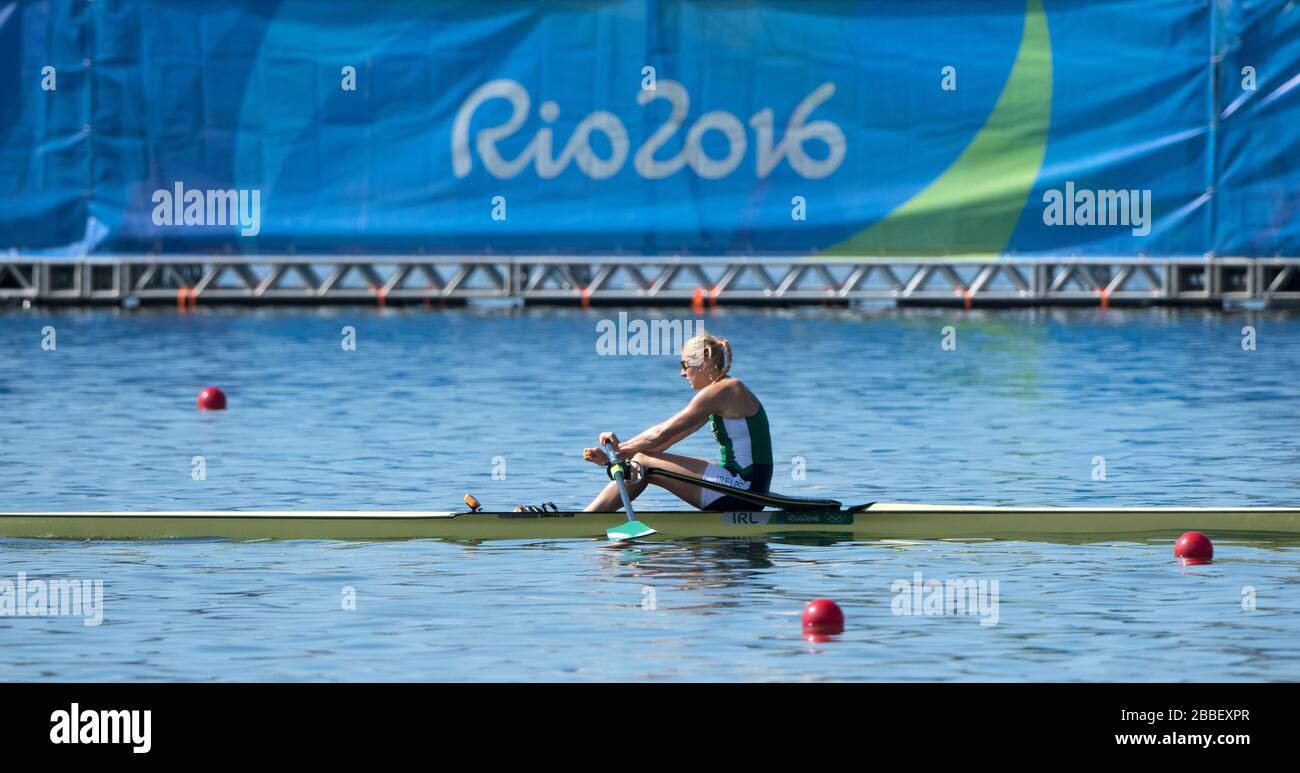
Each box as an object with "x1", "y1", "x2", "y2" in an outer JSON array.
[{"x1": 1, "y1": 0, "x2": 1297, "y2": 258}]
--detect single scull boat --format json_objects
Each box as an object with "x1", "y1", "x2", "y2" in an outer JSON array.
[
  {"x1": 4, "y1": 464, "x2": 1300, "y2": 543},
  {"x1": 1, "y1": 503, "x2": 1299, "y2": 542}
]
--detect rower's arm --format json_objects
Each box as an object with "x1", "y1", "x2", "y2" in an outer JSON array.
[{"x1": 619, "y1": 391, "x2": 714, "y2": 455}]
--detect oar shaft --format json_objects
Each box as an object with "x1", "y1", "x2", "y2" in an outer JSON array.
[{"x1": 603, "y1": 442, "x2": 637, "y2": 521}]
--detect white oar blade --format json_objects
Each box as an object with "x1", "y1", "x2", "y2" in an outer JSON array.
[{"x1": 607, "y1": 520, "x2": 656, "y2": 542}]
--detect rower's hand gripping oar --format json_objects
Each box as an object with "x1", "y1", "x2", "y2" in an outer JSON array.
[{"x1": 603, "y1": 442, "x2": 656, "y2": 542}]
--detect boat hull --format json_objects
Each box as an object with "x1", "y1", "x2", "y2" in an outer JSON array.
[{"x1": 3, "y1": 504, "x2": 1300, "y2": 542}]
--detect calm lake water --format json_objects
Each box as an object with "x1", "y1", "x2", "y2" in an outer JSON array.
[{"x1": 2, "y1": 305, "x2": 1299, "y2": 681}]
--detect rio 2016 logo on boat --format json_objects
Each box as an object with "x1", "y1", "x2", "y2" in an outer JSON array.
[{"x1": 452, "y1": 79, "x2": 846, "y2": 181}]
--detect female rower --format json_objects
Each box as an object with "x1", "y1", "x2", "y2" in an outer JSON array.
[{"x1": 581, "y1": 332, "x2": 773, "y2": 512}]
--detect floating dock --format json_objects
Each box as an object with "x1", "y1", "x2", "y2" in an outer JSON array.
[{"x1": 3, "y1": 255, "x2": 1299, "y2": 308}]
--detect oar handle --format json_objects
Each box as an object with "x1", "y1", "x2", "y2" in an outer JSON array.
[{"x1": 603, "y1": 441, "x2": 637, "y2": 522}]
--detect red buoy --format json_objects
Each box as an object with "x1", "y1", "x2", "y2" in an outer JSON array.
[
  {"x1": 196, "y1": 386, "x2": 227, "y2": 411},
  {"x1": 802, "y1": 598, "x2": 844, "y2": 635},
  {"x1": 1174, "y1": 531, "x2": 1213, "y2": 564}
]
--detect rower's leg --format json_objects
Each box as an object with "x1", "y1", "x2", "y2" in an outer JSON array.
[
  {"x1": 583, "y1": 474, "x2": 650, "y2": 512},
  {"x1": 634, "y1": 452, "x2": 713, "y2": 507},
  {"x1": 584, "y1": 451, "x2": 713, "y2": 510}
]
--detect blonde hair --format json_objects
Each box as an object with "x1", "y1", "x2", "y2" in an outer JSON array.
[{"x1": 682, "y1": 332, "x2": 732, "y2": 379}]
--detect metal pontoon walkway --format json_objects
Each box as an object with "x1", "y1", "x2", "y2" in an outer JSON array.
[{"x1": 3, "y1": 255, "x2": 1299, "y2": 308}]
